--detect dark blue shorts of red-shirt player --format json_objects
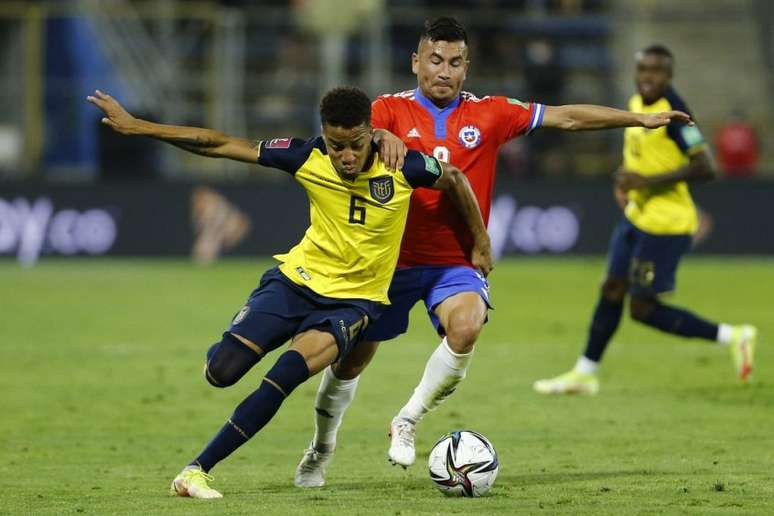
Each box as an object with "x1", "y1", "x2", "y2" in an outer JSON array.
[
  {"x1": 607, "y1": 217, "x2": 692, "y2": 297},
  {"x1": 362, "y1": 265, "x2": 492, "y2": 342},
  {"x1": 227, "y1": 267, "x2": 384, "y2": 359}
]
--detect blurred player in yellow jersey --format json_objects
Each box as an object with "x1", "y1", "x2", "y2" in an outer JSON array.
[
  {"x1": 534, "y1": 45, "x2": 757, "y2": 395},
  {"x1": 88, "y1": 86, "x2": 491, "y2": 497}
]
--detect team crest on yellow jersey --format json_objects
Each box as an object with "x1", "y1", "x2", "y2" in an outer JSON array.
[{"x1": 369, "y1": 176, "x2": 394, "y2": 204}]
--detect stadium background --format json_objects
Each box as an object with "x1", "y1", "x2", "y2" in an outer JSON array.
[
  {"x1": 1, "y1": 1, "x2": 773, "y2": 514},
  {"x1": 1, "y1": 0, "x2": 772, "y2": 263}
]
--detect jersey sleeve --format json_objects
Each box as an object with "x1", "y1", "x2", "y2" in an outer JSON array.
[
  {"x1": 256, "y1": 137, "x2": 313, "y2": 174},
  {"x1": 492, "y1": 96, "x2": 544, "y2": 142},
  {"x1": 664, "y1": 90, "x2": 707, "y2": 155},
  {"x1": 401, "y1": 150, "x2": 443, "y2": 188},
  {"x1": 371, "y1": 96, "x2": 394, "y2": 131}
]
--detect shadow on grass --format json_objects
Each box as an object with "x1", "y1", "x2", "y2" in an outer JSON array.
[
  {"x1": 499, "y1": 469, "x2": 669, "y2": 488},
  {"x1": 674, "y1": 382, "x2": 774, "y2": 407},
  {"x1": 234, "y1": 469, "x2": 668, "y2": 498}
]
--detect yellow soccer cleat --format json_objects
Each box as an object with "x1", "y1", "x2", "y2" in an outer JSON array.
[
  {"x1": 729, "y1": 325, "x2": 757, "y2": 383},
  {"x1": 533, "y1": 370, "x2": 599, "y2": 395},
  {"x1": 170, "y1": 466, "x2": 223, "y2": 499}
]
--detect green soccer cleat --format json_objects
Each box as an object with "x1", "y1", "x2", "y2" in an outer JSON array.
[
  {"x1": 533, "y1": 370, "x2": 600, "y2": 395},
  {"x1": 729, "y1": 325, "x2": 757, "y2": 383},
  {"x1": 170, "y1": 466, "x2": 223, "y2": 499}
]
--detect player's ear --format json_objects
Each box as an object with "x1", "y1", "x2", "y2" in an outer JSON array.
[{"x1": 411, "y1": 52, "x2": 419, "y2": 75}]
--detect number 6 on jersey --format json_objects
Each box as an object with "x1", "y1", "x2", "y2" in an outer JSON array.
[{"x1": 349, "y1": 195, "x2": 367, "y2": 224}]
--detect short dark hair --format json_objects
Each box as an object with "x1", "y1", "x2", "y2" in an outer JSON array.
[
  {"x1": 319, "y1": 86, "x2": 371, "y2": 128},
  {"x1": 420, "y1": 17, "x2": 468, "y2": 45},
  {"x1": 639, "y1": 44, "x2": 674, "y2": 64}
]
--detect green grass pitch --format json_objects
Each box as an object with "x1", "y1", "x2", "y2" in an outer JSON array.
[{"x1": 1, "y1": 257, "x2": 772, "y2": 515}]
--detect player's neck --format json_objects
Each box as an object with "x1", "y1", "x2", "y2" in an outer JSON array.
[
  {"x1": 641, "y1": 86, "x2": 669, "y2": 105},
  {"x1": 336, "y1": 148, "x2": 375, "y2": 181},
  {"x1": 415, "y1": 87, "x2": 460, "y2": 111}
]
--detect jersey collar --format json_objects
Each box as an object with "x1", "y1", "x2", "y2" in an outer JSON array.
[{"x1": 414, "y1": 88, "x2": 461, "y2": 140}]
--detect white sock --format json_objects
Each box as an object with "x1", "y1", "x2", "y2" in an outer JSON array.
[
  {"x1": 717, "y1": 323, "x2": 734, "y2": 346},
  {"x1": 312, "y1": 366, "x2": 359, "y2": 452},
  {"x1": 574, "y1": 356, "x2": 599, "y2": 375},
  {"x1": 398, "y1": 338, "x2": 473, "y2": 424}
]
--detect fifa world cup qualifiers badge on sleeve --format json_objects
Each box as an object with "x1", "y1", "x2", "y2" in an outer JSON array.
[
  {"x1": 265, "y1": 138, "x2": 292, "y2": 149},
  {"x1": 421, "y1": 154, "x2": 442, "y2": 176}
]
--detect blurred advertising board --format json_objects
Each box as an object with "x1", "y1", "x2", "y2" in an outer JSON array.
[{"x1": 1, "y1": 180, "x2": 771, "y2": 265}]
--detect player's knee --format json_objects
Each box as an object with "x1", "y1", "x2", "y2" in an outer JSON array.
[
  {"x1": 446, "y1": 320, "x2": 483, "y2": 354},
  {"x1": 205, "y1": 353, "x2": 239, "y2": 388},
  {"x1": 630, "y1": 296, "x2": 657, "y2": 323},
  {"x1": 601, "y1": 277, "x2": 628, "y2": 303},
  {"x1": 331, "y1": 340, "x2": 378, "y2": 379},
  {"x1": 204, "y1": 333, "x2": 261, "y2": 388}
]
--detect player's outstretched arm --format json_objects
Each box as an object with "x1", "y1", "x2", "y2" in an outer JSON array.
[
  {"x1": 541, "y1": 104, "x2": 692, "y2": 131},
  {"x1": 86, "y1": 90, "x2": 258, "y2": 163},
  {"x1": 431, "y1": 164, "x2": 493, "y2": 275}
]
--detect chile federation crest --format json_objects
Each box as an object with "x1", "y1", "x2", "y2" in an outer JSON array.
[{"x1": 458, "y1": 125, "x2": 482, "y2": 149}]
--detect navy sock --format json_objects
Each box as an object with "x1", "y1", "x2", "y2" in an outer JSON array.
[
  {"x1": 193, "y1": 350, "x2": 310, "y2": 472},
  {"x1": 643, "y1": 303, "x2": 718, "y2": 341},
  {"x1": 583, "y1": 296, "x2": 624, "y2": 363}
]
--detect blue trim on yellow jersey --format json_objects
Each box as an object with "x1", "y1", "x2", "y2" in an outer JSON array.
[
  {"x1": 662, "y1": 88, "x2": 704, "y2": 154},
  {"x1": 258, "y1": 137, "x2": 325, "y2": 174},
  {"x1": 414, "y1": 87, "x2": 461, "y2": 139},
  {"x1": 402, "y1": 151, "x2": 443, "y2": 188}
]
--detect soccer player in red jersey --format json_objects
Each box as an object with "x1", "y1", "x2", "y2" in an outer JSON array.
[{"x1": 295, "y1": 17, "x2": 692, "y2": 487}]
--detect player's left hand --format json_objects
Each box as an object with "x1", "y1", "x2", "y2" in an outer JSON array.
[
  {"x1": 615, "y1": 169, "x2": 649, "y2": 192},
  {"x1": 86, "y1": 90, "x2": 139, "y2": 135},
  {"x1": 472, "y1": 239, "x2": 494, "y2": 277},
  {"x1": 374, "y1": 129, "x2": 407, "y2": 170},
  {"x1": 640, "y1": 110, "x2": 693, "y2": 129}
]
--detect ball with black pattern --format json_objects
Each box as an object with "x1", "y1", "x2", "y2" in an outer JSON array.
[{"x1": 428, "y1": 430, "x2": 499, "y2": 497}]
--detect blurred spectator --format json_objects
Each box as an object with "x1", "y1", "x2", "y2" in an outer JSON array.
[{"x1": 714, "y1": 110, "x2": 759, "y2": 178}]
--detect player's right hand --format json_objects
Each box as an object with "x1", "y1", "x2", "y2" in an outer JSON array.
[
  {"x1": 375, "y1": 129, "x2": 407, "y2": 171},
  {"x1": 86, "y1": 90, "x2": 139, "y2": 135}
]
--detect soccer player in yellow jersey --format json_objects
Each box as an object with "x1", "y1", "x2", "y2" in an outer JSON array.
[
  {"x1": 534, "y1": 45, "x2": 757, "y2": 396},
  {"x1": 88, "y1": 86, "x2": 491, "y2": 498}
]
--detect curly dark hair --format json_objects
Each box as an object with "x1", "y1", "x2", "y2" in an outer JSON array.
[
  {"x1": 419, "y1": 16, "x2": 468, "y2": 45},
  {"x1": 319, "y1": 86, "x2": 371, "y2": 128}
]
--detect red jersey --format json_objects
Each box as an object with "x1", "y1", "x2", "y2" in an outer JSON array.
[{"x1": 372, "y1": 88, "x2": 543, "y2": 267}]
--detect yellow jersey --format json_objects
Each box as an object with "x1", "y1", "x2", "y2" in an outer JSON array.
[
  {"x1": 623, "y1": 89, "x2": 707, "y2": 235},
  {"x1": 257, "y1": 137, "x2": 442, "y2": 304}
]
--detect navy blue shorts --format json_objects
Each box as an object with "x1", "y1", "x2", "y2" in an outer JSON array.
[
  {"x1": 362, "y1": 265, "x2": 491, "y2": 342},
  {"x1": 228, "y1": 267, "x2": 383, "y2": 359},
  {"x1": 607, "y1": 218, "x2": 692, "y2": 297}
]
